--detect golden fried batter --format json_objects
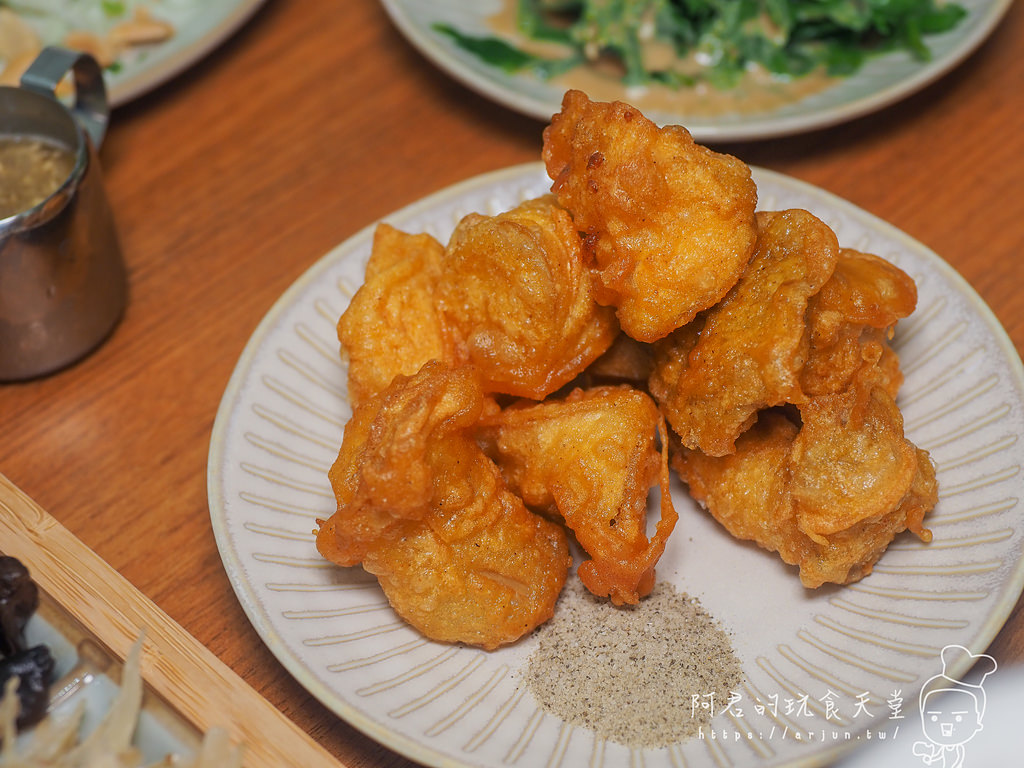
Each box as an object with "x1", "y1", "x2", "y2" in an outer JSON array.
[
  {"x1": 337, "y1": 223, "x2": 455, "y2": 408},
  {"x1": 802, "y1": 248, "x2": 917, "y2": 398},
  {"x1": 438, "y1": 196, "x2": 618, "y2": 399},
  {"x1": 316, "y1": 361, "x2": 571, "y2": 649},
  {"x1": 650, "y1": 209, "x2": 840, "y2": 456},
  {"x1": 319, "y1": 90, "x2": 938, "y2": 637},
  {"x1": 790, "y1": 378, "x2": 936, "y2": 586},
  {"x1": 479, "y1": 386, "x2": 676, "y2": 606},
  {"x1": 791, "y1": 375, "x2": 931, "y2": 540},
  {"x1": 676, "y1": 373, "x2": 936, "y2": 588},
  {"x1": 675, "y1": 411, "x2": 807, "y2": 567},
  {"x1": 542, "y1": 90, "x2": 758, "y2": 342}
]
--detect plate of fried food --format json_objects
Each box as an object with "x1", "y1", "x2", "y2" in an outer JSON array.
[
  {"x1": 208, "y1": 90, "x2": 1024, "y2": 768},
  {"x1": 0, "y1": 0, "x2": 266, "y2": 106},
  {"x1": 380, "y1": 0, "x2": 1013, "y2": 141}
]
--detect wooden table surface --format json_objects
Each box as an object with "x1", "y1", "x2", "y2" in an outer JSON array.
[{"x1": 1, "y1": 1, "x2": 1022, "y2": 765}]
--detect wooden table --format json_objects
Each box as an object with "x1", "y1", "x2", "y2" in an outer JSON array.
[{"x1": 1, "y1": 1, "x2": 1021, "y2": 765}]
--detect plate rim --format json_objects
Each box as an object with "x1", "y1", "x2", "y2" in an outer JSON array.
[
  {"x1": 207, "y1": 160, "x2": 1024, "y2": 768},
  {"x1": 378, "y1": 0, "x2": 1014, "y2": 141}
]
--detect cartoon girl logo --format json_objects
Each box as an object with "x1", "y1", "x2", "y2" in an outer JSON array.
[{"x1": 913, "y1": 644, "x2": 998, "y2": 768}]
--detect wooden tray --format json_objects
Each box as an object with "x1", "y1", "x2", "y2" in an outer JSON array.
[{"x1": 0, "y1": 472, "x2": 341, "y2": 767}]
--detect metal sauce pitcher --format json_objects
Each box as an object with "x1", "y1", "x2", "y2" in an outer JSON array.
[{"x1": 0, "y1": 47, "x2": 126, "y2": 381}]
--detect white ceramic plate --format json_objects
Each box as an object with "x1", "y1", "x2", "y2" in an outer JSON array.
[
  {"x1": 208, "y1": 163, "x2": 1024, "y2": 768},
  {"x1": 379, "y1": 0, "x2": 1013, "y2": 142},
  {"x1": 7, "y1": 0, "x2": 266, "y2": 106}
]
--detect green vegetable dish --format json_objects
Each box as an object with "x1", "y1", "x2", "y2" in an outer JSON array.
[{"x1": 436, "y1": 0, "x2": 968, "y2": 92}]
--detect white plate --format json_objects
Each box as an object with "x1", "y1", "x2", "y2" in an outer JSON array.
[
  {"x1": 8, "y1": 0, "x2": 266, "y2": 106},
  {"x1": 379, "y1": 0, "x2": 1013, "y2": 142},
  {"x1": 208, "y1": 162, "x2": 1024, "y2": 768}
]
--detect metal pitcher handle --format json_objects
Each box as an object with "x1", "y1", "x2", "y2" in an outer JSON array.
[{"x1": 20, "y1": 47, "x2": 109, "y2": 149}]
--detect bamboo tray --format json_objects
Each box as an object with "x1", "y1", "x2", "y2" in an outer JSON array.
[{"x1": 0, "y1": 472, "x2": 340, "y2": 767}]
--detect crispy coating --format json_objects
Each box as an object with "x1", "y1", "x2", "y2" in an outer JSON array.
[
  {"x1": 792, "y1": 376, "x2": 925, "y2": 539},
  {"x1": 364, "y1": 453, "x2": 571, "y2": 650},
  {"x1": 675, "y1": 411, "x2": 808, "y2": 567},
  {"x1": 337, "y1": 223, "x2": 454, "y2": 408},
  {"x1": 316, "y1": 361, "x2": 571, "y2": 650},
  {"x1": 802, "y1": 249, "x2": 917, "y2": 398},
  {"x1": 676, "y1": 376, "x2": 936, "y2": 588},
  {"x1": 479, "y1": 386, "x2": 677, "y2": 606},
  {"x1": 650, "y1": 209, "x2": 840, "y2": 456},
  {"x1": 542, "y1": 90, "x2": 758, "y2": 342},
  {"x1": 438, "y1": 196, "x2": 618, "y2": 399},
  {"x1": 321, "y1": 91, "x2": 937, "y2": 634},
  {"x1": 317, "y1": 359, "x2": 480, "y2": 567},
  {"x1": 790, "y1": 378, "x2": 936, "y2": 586}
]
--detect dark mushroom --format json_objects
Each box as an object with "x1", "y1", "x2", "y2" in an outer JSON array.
[
  {"x1": 0, "y1": 556, "x2": 38, "y2": 657},
  {"x1": 0, "y1": 645, "x2": 56, "y2": 728}
]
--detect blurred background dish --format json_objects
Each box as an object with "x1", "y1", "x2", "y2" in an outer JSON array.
[
  {"x1": 380, "y1": 0, "x2": 1013, "y2": 141},
  {"x1": 0, "y1": 0, "x2": 267, "y2": 106}
]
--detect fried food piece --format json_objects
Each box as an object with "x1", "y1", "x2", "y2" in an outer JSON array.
[
  {"x1": 676, "y1": 376, "x2": 936, "y2": 588},
  {"x1": 317, "y1": 360, "x2": 486, "y2": 567},
  {"x1": 790, "y1": 380, "x2": 936, "y2": 586},
  {"x1": 479, "y1": 386, "x2": 677, "y2": 606},
  {"x1": 364, "y1": 454, "x2": 571, "y2": 650},
  {"x1": 579, "y1": 330, "x2": 655, "y2": 388},
  {"x1": 438, "y1": 196, "x2": 618, "y2": 399},
  {"x1": 802, "y1": 248, "x2": 917, "y2": 398},
  {"x1": 316, "y1": 361, "x2": 571, "y2": 649},
  {"x1": 337, "y1": 223, "x2": 455, "y2": 408},
  {"x1": 542, "y1": 90, "x2": 758, "y2": 342},
  {"x1": 790, "y1": 374, "x2": 934, "y2": 544},
  {"x1": 650, "y1": 209, "x2": 840, "y2": 456},
  {"x1": 675, "y1": 410, "x2": 807, "y2": 567}
]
